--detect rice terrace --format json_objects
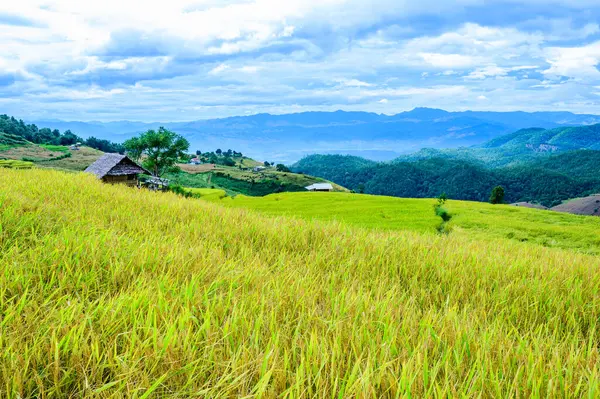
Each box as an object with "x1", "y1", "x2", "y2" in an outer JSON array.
[
  {"x1": 1, "y1": 166, "x2": 600, "y2": 397},
  {"x1": 4, "y1": 1, "x2": 600, "y2": 398}
]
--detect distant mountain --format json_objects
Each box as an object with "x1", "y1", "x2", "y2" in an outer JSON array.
[
  {"x1": 394, "y1": 124, "x2": 600, "y2": 167},
  {"x1": 29, "y1": 108, "x2": 600, "y2": 164},
  {"x1": 482, "y1": 124, "x2": 600, "y2": 152}
]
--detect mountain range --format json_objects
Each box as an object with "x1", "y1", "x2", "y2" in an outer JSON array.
[{"x1": 30, "y1": 108, "x2": 600, "y2": 163}]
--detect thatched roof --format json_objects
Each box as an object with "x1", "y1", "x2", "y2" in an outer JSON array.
[{"x1": 85, "y1": 154, "x2": 150, "y2": 179}]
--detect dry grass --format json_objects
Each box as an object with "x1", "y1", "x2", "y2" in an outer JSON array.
[
  {"x1": 1, "y1": 168, "x2": 600, "y2": 397},
  {"x1": 177, "y1": 163, "x2": 218, "y2": 174},
  {"x1": 37, "y1": 146, "x2": 104, "y2": 171}
]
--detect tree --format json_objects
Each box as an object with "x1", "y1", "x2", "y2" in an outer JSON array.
[
  {"x1": 59, "y1": 130, "x2": 83, "y2": 145},
  {"x1": 216, "y1": 149, "x2": 222, "y2": 156},
  {"x1": 264, "y1": 161, "x2": 270, "y2": 167},
  {"x1": 225, "y1": 157, "x2": 237, "y2": 166},
  {"x1": 489, "y1": 186, "x2": 505, "y2": 204},
  {"x1": 275, "y1": 163, "x2": 290, "y2": 172},
  {"x1": 196, "y1": 150, "x2": 201, "y2": 156},
  {"x1": 123, "y1": 127, "x2": 190, "y2": 177}
]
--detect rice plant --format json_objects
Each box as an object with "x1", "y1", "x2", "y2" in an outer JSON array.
[{"x1": 1, "y1": 168, "x2": 600, "y2": 398}]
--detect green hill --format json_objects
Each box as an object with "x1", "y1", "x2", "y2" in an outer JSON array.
[
  {"x1": 0, "y1": 111, "x2": 342, "y2": 197},
  {"x1": 391, "y1": 124, "x2": 600, "y2": 168},
  {"x1": 293, "y1": 153, "x2": 600, "y2": 206},
  {"x1": 293, "y1": 125, "x2": 600, "y2": 207},
  {"x1": 213, "y1": 191, "x2": 600, "y2": 254},
  {"x1": 2, "y1": 168, "x2": 600, "y2": 396},
  {"x1": 483, "y1": 124, "x2": 600, "y2": 151},
  {"x1": 168, "y1": 157, "x2": 346, "y2": 197}
]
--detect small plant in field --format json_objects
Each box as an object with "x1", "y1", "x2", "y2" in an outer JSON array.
[
  {"x1": 434, "y1": 192, "x2": 452, "y2": 234},
  {"x1": 490, "y1": 185, "x2": 505, "y2": 204}
]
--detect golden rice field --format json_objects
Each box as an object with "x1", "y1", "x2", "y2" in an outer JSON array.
[{"x1": 1, "y1": 168, "x2": 600, "y2": 398}]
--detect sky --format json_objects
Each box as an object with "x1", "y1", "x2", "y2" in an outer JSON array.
[{"x1": 2, "y1": 0, "x2": 600, "y2": 121}]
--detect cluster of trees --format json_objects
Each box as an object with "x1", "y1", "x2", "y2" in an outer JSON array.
[
  {"x1": 0, "y1": 114, "x2": 124, "y2": 153},
  {"x1": 293, "y1": 153, "x2": 600, "y2": 207},
  {"x1": 194, "y1": 148, "x2": 244, "y2": 167}
]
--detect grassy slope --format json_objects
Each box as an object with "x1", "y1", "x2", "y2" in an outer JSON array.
[
  {"x1": 215, "y1": 192, "x2": 600, "y2": 254},
  {"x1": 169, "y1": 163, "x2": 346, "y2": 197},
  {"x1": 184, "y1": 187, "x2": 228, "y2": 200},
  {"x1": 38, "y1": 146, "x2": 104, "y2": 171},
  {"x1": 2, "y1": 168, "x2": 600, "y2": 397},
  {"x1": 0, "y1": 144, "x2": 103, "y2": 171}
]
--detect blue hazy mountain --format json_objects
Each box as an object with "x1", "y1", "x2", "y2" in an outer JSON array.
[{"x1": 30, "y1": 108, "x2": 600, "y2": 163}]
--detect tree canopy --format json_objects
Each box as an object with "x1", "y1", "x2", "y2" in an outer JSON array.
[{"x1": 124, "y1": 127, "x2": 189, "y2": 177}]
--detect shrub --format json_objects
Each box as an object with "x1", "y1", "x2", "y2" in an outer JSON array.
[{"x1": 434, "y1": 193, "x2": 452, "y2": 234}]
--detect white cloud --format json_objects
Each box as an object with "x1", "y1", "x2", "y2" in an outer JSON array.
[
  {"x1": 335, "y1": 78, "x2": 373, "y2": 87},
  {"x1": 543, "y1": 41, "x2": 600, "y2": 79},
  {"x1": 1, "y1": 2, "x2": 600, "y2": 120},
  {"x1": 466, "y1": 65, "x2": 538, "y2": 79},
  {"x1": 209, "y1": 64, "x2": 230, "y2": 75}
]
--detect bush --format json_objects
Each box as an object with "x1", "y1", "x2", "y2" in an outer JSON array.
[
  {"x1": 434, "y1": 193, "x2": 452, "y2": 234},
  {"x1": 169, "y1": 184, "x2": 200, "y2": 199}
]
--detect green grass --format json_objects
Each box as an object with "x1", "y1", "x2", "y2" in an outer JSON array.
[
  {"x1": 184, "y1": 187, "x2": 228, "y2": 200},
  {"x1": 39, "y1": 144, "x2": 70, "y2": 153},
  {"x1": 2, "y1": 168, "x2": 600, "y2": 397},
  {"x1": 0, "y1": 159, "x2": 34, "y2": 169},
  {"x1": 215, "y1": 192, "x2": 600, "y2": 254}
]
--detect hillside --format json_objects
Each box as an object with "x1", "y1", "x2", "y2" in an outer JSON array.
[
  {"x1": 552, "y1": 195, "x2": 600, "y2": 216},
  {"x1": 293, "y1": 153, "x2": 600, "y2": 207},
  {"x1": 0, "y1": 143, "x2": 104, "y2": 171},
  {"x1": 30, "y1": 108, "x2": 600, "y2": 163},
  {"x1": 395, "y1": 124, "x2": 600, "y2": 168},
  {"x1": 0, "y1": 137, "x2": 341, "y2": 197},
  {"x1": 2, "y1": 168, "x2": 600, "y2": 396},
  {"x1": 168, "y1": 162, "x2": 346, "y2": 197},
  {"x1": 214, "y1": 192, "x2": 600, "y2": 254}
]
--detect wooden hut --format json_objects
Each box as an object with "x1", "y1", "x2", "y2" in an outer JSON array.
[{"x1": 84, "y1": 154, "x2": 150, "y2": 187}]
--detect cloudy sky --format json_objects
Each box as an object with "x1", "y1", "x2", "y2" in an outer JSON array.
[{"x1": 2, "y1": 0, "x2": 600, "y2": 121}]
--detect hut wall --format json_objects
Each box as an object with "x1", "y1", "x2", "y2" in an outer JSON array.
[{"x1": 102, "y1": 174, "x2": 138, "y2": 187}]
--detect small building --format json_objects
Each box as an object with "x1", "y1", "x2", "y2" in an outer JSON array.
[
  {"x1": 189, "y1": 157, "x2": 201, "y2": 165},
  {"x1": 142, "y1": 176, "x2": 170, "y2": 191},
  {"x1": 84, "y1": 153, "x2": 150, "y2": 187},
  {"x1": 69, "y1": 142, "x2": 82, "y2": 151},
  {"x1": 305, "y1": 183, "x2": 333, "y2": 192},
  {"x1": 253, "y1": 166, "x2": 266, "y2": 172}
]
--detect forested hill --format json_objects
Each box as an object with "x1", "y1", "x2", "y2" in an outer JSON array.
[
  {"x1": 482, "y1": 124, "x2": 600, "y2": 151},
  {"x1": 0, "y1": 114, "x2": 123, "y2": 153},
  {"x1": 394, "y1": 123, "x2": 600, "y2": 168},
  {"x1": 292, "y1": 149, "x2": 600, "y2": 207}
]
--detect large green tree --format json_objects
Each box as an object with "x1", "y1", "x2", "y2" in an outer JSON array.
[{"x1": 124, "y1": 127, "x2": 190, "y2": 177}]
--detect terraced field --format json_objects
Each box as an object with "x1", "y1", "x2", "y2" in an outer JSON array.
[{"x1": 1, "y1": 168, "x2": 600, "y2": 397}]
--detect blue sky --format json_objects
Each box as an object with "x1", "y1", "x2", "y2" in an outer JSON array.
[{"x1": 2, "y1": 0, "x2": 600, "y2": 121}]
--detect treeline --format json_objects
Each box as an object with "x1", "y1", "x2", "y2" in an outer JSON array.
[
  {"x1": 293, "y1": 152, "x2": 600, "y2": 207},
  {"x1": 0, "y1": 115, "x2": 124, "y2": 153}
]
